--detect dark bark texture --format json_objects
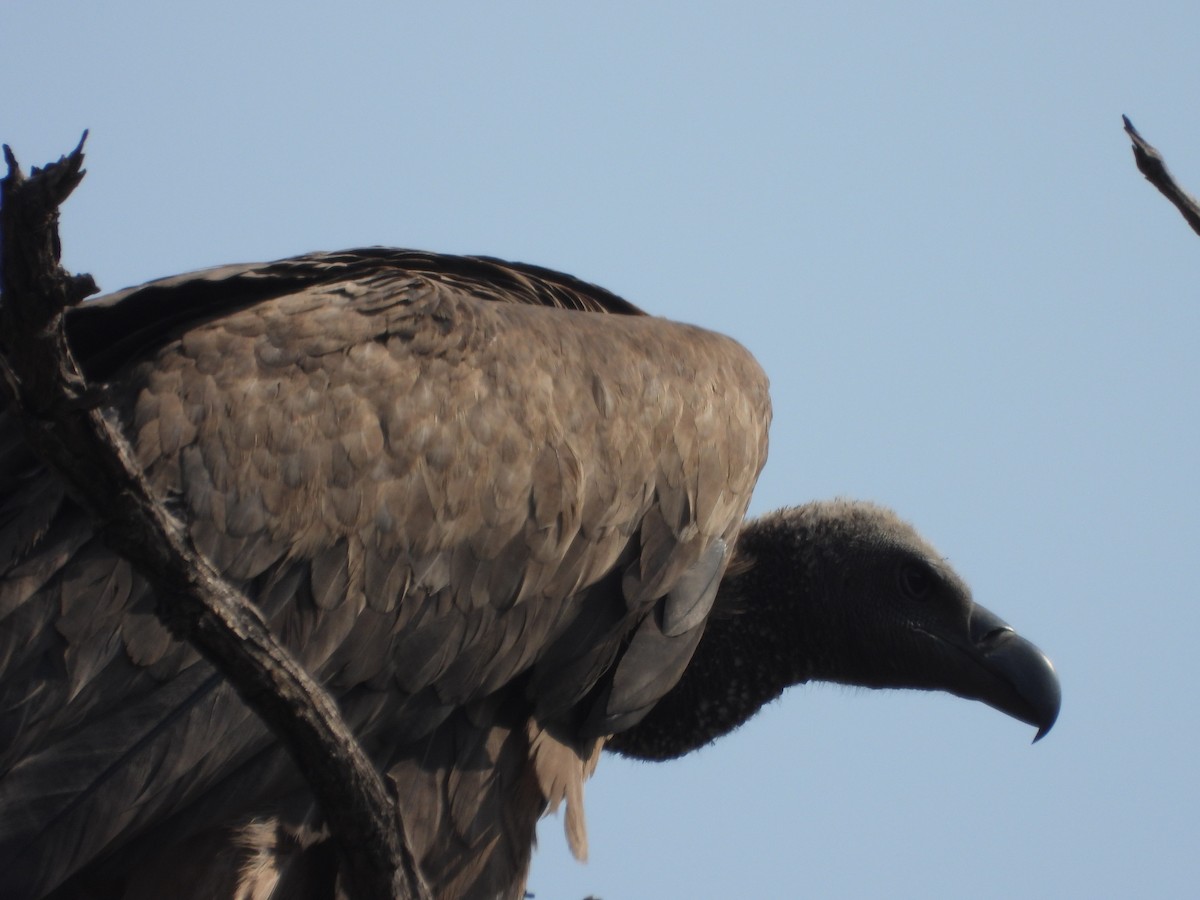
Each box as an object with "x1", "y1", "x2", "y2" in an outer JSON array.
[{"x1": 1124, "y1": 115, "x2": 1200, "y2": 238}]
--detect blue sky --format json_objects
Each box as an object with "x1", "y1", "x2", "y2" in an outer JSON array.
[{"x1": 6, "y1": 2, "x2": 1200, "y2": 897}]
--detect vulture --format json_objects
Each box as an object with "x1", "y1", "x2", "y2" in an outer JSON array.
[{"x1": 0, "y1": 248, "x2": 1060, "y2": 900}]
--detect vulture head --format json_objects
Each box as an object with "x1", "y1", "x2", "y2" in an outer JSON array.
[{"x1": 608, "y1": 500, "x2": 1060, "y2": 760}]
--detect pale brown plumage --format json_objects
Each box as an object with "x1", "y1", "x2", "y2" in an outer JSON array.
[
  {"x1": 0, "y1": 250, "x2": 769, "y2": 899},
  {"x1": 0, "y1": 249, "x2": 1059, "y2": 900}
]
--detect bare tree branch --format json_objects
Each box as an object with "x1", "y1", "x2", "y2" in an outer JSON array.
[
  {"x1": 1123, "y1": 115, "x2": 1200, "y2": 238},
  {"x1": 0, "y1": 137, "x2": 430, "y2": 900}
]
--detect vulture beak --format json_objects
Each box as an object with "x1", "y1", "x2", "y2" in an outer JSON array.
[{"x1": 947, "y1": 604, "x2": 1061, "y2": 742}]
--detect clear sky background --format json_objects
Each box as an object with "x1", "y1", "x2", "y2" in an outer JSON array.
[{"x1": 5, "y1": 2, "x2": 1199, "y2": 898}]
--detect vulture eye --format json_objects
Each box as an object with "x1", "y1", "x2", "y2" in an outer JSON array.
[{"x1": 898, "y1": 563, "x2": 934, "y2": 600}]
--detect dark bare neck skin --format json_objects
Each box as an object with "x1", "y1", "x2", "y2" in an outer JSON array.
[{"x1": 606, "y1": 522, "x2": 832, "y2": 761}]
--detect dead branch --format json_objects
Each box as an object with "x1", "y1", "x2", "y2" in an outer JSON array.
[
  {"x1": 0, "y1": 137, "x2": 430, "y2": 900},
  {"x1": 1123, "y1": 115, "x2": 1200, "y2": 238}
]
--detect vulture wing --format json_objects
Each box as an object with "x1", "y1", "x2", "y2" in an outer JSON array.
[{"x1": 0, "y1": 250, "x2": 770, "y2": 899}]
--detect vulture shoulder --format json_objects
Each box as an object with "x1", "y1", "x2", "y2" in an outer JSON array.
[{"x1": 0, "y1": 249, "x2": 770, "y2": 899}]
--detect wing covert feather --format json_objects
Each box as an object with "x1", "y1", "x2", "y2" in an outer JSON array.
[{"x1": 0, "y1": 249, "x2": 770, "y2": 897}]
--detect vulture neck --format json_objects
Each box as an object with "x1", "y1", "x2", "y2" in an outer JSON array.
[{"x1": 607, "y1": 510, "x2": 850, "y2": 761}]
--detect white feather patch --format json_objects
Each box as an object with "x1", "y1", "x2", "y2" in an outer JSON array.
[{"x1": 526, "y1": 721, "x2": 604, "y2": 862}]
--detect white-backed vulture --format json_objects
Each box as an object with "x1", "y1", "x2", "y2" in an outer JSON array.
[{"x1": 0, "y1": 249, "x2": 1060, "y2": 899}]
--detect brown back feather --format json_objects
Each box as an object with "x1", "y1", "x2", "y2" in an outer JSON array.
[{"x1": 0, "y1": 249, "x2": 770, "y2": 899}]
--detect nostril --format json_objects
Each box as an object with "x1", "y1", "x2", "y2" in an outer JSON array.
[{"x1": 979, "y1": 625, "x2": 1015, "y2": 648}]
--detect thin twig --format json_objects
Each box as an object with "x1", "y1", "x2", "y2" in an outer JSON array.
[
  {"x1": 1123, "y1": 115, "x2": 1200, "y2": 238},
  {"x1": 0, "y1": 137, "x2": 430, "y2": 900}
]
